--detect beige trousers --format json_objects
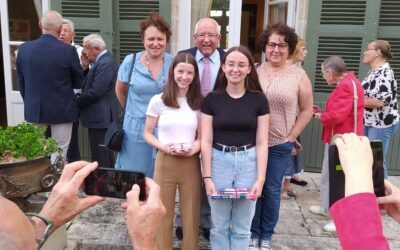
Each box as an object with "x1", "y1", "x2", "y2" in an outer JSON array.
[{"x1": 154, "y1": 151, "x2": 201, "y2": 250}]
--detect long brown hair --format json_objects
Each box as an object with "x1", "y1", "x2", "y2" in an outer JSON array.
[
  {"x1": 162, "y1": 53, "x2": 203, "y2": 110},
  {"x1": 214, "y1": 46, "x2": 263, "y2": 93}
]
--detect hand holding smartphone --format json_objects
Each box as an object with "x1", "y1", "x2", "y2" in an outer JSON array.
[{"x1": 84, "y1": 167, "x2": 146, "y2": 200}]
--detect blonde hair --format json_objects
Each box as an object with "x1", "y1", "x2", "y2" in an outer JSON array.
[{"x1": 370, "y1": 40, "x2": 393, "y2": 61}]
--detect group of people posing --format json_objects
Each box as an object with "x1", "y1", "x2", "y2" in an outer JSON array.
[{"x1": 16, "y1": 10, "x2": 400, "y2": 250}]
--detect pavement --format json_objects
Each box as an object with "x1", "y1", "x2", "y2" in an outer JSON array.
[{"x1": 65, "y1": 172, "x2": 400, "y2": 249}]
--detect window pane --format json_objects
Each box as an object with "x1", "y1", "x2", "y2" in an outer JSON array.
[
  {"x1": 10, "y1": 44, "x2": 20, "y2": 91},
  {"x1": 268, "y1": 3, "x2": 288, "y2": 25},
  {"x1": 210, "y1": 0, "x2": 229, "y2": 49},
  {"x1": 8, "y1": 0, "x2": 41, "y2": 41}
]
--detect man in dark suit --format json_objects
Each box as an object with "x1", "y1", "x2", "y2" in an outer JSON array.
[
  {"x1": 77, "y1": 34, "x2": 118, "y2": 168},
  {"x1": 16, "y1": 10, "x2": 83, "y2": 162},
  {"x1": 176, "y1": 17, "x2": 226, "y2": 241}
]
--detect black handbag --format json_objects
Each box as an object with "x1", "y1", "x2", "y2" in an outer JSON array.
[{"x1": 104, "y1": 53, "x2": 136, "y2": 152}]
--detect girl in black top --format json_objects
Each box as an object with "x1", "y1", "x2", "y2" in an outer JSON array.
[{"x1": 200, "y1": 46, "x2": 270, "y2": 249}]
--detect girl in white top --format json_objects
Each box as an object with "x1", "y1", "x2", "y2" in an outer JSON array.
[{"x1": 144, "y1": 53, "x2": 203, "y2": 250}]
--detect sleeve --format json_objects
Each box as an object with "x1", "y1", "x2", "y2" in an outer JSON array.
[
  {"x1": 257, "y1": 93, "x2": 270, "y2": 116},
  {"x1": 200, "y1": 93, "x2": 215, "y2": 116},
  {"x1": 69, "y1": 47, "x2": 84, "y2": 89},
  {"x1": 117, "y1": 54, "x2": 134, "y2": 84},
  {"x1": 76, "y1": 59, "x2": 117, "y2": 109},
  {"x1": 146, "y1": 94, "x2": 162, "y2": 117},
  {"x1": 320, "y1": 82, "x2": 353, "y2": 127},
  {"x1": 330, "y1": 193, "x2": 389, "y2": 250}
]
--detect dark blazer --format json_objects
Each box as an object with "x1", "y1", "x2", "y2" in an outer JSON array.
[
  {"x1": 77, "y1": 51, "x2": 118, "y2": 129},
  {"x1": 16, "y1": 34, "x2": 83, "y2": 123},
  {"x1": 179, "y1": 47, "x2": 225, "y2": 60}
]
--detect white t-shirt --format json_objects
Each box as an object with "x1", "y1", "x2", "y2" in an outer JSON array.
[{"x1": 146, "y1": 93, "x2": 199, "y2": 145}]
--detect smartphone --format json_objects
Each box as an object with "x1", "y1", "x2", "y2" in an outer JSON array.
[
  {"x1": 328, "y1": 141, "x2": 384, "y2": 207},
  {"x1": 84, "y1": 167, "x2": 146, "y2": 200}
]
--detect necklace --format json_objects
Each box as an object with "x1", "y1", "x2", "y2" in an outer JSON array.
[{"x1": 145, "y1": 53, "x2": 166, "y2": 91}]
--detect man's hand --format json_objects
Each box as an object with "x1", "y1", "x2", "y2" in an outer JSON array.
[
  {"x1": 124, "y1": 178, "x2": 166, "y2": 250},
  {"x1": 39, "y1": 161, "x2": 104, "y2": 229}
]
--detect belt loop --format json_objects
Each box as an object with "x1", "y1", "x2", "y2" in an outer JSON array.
[{"x1": 222, "y1": 144, "x2": 226, "y2": 153}]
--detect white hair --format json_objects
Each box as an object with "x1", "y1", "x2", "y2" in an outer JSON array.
[
  {"x1": 194, "y1": 18, "x2": 221, "y2": 35},
  {"x1": 83, "y1": 33, "x2": 106, "y2": 50},
  {"x1": 62, "y1": 18, "x2": 75, "y2": 32},
  {"x1": 41, "y1": 11, "x2": 63, "y2": 32}
]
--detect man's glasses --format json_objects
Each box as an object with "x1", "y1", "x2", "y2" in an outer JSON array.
[{"x1": 196, "y1": 33, "x2": 218, "y2": 39}]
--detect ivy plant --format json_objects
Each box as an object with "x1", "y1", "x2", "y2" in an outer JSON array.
[{"x1": 0, "y1": 123, "x2": 59, "y2": 162}]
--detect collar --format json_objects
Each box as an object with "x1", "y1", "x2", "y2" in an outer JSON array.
[
  {"x1": 95, "y1": 50, "x2": 107, "y2": 62},
  {"x1": 195, "y1": 49, "x2": 219, "y2": 64}
]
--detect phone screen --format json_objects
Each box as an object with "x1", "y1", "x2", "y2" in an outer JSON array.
[
  {"x1": 84, "y1": 167, "x2": 146, "y2": 200},
  {"x1": 328, "y1": 140, "x2": 384, "y2": 207}
]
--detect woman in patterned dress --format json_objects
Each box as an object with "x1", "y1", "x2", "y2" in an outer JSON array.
[{"x1": 362, "y1": 40, "x2": 399, "y2": 178}]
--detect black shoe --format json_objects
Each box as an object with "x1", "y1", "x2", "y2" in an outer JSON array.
[
  {"x1": 202, "y1": 228, "x2": 210, "y2": 241},
  {"x1": 176, "y1": 226, "x2": 183, "y2": 240},
  {"x1": 290, "y1": 178, "x2": 308, "y2": 186}
]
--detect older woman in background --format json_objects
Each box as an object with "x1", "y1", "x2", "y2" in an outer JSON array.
[
  {"x1": 249, "y1": 24, "x2": 313, "y2": 250},
  {"x1": 282, "y1": 38, "x2": 309, "y2": 199},
  {"x1": 362, "y1": 39, "x2": 399, "y2": 178},
  {"x1": 309, "y1": 56, "x2": 364, "y2": 233},
  {"x1": 115, "y1": 12, "x2": 173, "y2": 176}
]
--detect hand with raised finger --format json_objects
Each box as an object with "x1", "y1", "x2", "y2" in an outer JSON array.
[
  {"x1": 39, "y1": 161, "x2": 104, "y2": 229},
  {"x1": 126, "y1": 177, "x2": 166, "y2": 250}
]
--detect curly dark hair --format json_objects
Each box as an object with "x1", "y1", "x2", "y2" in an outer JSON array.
[
  {"x1": 140, "y1": 11, "x2": 172, "y2": 42},
  {"x1": 258, "y1": 23, "x2": 298, "y2": 56},
  {"x1": 214, "y1": 46, "x2": 263, "y2": 93}
]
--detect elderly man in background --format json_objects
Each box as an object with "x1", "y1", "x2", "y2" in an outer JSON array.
[
  {"x1": 76, "y1": 34, "x2": 118, "y2": 168},
  {"x1": 59, "y1": 18, "x2": 84, "y2": 163},
  {"x1": 175, "y1": 17, "x2": 225, "y2": 241},
  {"x1": 16, "y1": 10, "x2": 83, "y2": 162}
]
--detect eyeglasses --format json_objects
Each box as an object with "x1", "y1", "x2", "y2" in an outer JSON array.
[
  {"x1": 225, "y1": 63, "x2": 249, "y2": 69},
  {"x1": 267, "y1": 42, "x2": 288, "y2": 50},
  {"x1": 196, "y1": 33, "x2": 218, "y2": 39},
  {"x1": 364, "y1": 48, "x2": 377, "y2": 52}
]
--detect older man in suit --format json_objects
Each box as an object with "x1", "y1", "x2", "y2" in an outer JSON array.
[
  {"x1": 77, "y1": 34, "x2": 118, "y2": 168},
  {"x1": 175, "y1": 17, "x2": 225, "y2": 241},
  {"x1": 16, "y1": 10, "x2": 83, "y2": 162}
]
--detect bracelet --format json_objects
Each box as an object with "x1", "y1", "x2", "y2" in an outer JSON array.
[
  {"x1": 26, "y1": 212, "x2": 54, "y2": 249},
  {"x1": 202, "y1": 176, "x2": 212, "y2": 180},
  {"x1": 257, "y1": 175, "x2": 265, "y2": 182}
]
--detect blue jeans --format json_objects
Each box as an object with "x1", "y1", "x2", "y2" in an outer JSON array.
[
  {"x1": 208, "y1": 147, "x2": 257, "y2": 250},
  {"x1": 364, "y1": 123, "x2": 399, "y2": 178},
  {"x1": 251, "y1": 141, "x2": 294, "y2": 241}
]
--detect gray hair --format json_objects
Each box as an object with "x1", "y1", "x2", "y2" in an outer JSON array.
[
  {"x1": 321, "y1": 56, "x2": 347, "y2": 76},
  {"x1": 62, "y1": 18, "x2": 75, "y2": 32},
  {"x1": 194, "y1": 18, "x2": 221, "y2": 35},
  {"x1": 41, "y1": 10, "x2": 63, "y2": 32},
  {"x1": 83, "y1": 33, "x2": 106, "y2": 50}
]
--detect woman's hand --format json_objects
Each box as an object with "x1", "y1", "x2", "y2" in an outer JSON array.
[
  {"x1": 204, "y1": 179, "x2": 216, "y2": 196},
  {"x1": 377, "y1": 180, "x2": 400, "y2": 223},
  {"x1": 250, "y1": 180, "x2": 264, "y2": 200}
]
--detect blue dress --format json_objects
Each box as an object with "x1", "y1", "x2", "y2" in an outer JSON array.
[{"x1": 115, "y1": 51, "x2": 173, "y2": 177}]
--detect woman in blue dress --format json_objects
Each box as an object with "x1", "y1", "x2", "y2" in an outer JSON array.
[{"x1": 115, "y1": 12, "x2": 173, "y2": 177}]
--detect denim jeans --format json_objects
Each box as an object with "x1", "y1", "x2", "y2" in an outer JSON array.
[
  {"x1": 251, "y1": 141, "x2": 294, "y2": 241},
  {"x1": 364, "y1": 123, "x2": 399, "y2": 178},
  {"x1": 208, "y1": 147, "x2": 257, "y2": 250}
]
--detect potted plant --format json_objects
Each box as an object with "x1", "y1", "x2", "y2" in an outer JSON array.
[{"x1": 0, "y1": 123, "x2": 61, "y2": 198}]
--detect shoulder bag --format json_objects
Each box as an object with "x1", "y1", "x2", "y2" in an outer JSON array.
[{"x1": 104, "y1": 53, "x2": 136, "y2": 152}]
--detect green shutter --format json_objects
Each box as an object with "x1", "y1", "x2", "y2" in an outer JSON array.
[{"x1": 303, "y1": 0, "x2": 400, "y2": 175}]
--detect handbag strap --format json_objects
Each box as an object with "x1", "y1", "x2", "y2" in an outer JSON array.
[
  {"x1": 119, "y1": 53, "x2": 136, "y2": 126},
  {"x1": 351, "y1": 80, "x2": 358, "y2": 133}
]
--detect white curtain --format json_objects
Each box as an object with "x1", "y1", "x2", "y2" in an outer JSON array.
[{"x1": 190, "y1": 0, "x2": 212, "y2": 35}]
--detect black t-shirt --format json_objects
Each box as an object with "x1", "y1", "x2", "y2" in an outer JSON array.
[{"x1": 201, "y1": 90, "x2": 270, "y2": 146}]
